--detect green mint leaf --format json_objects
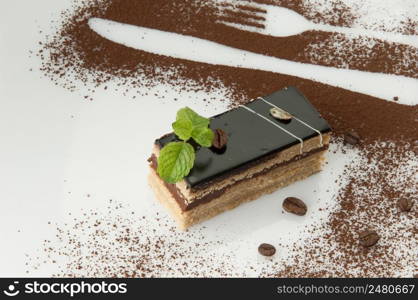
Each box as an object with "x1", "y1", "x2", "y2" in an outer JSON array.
[
  {"x1": 176, "y1": 107, "x2": 210, "y2": 130},
  {"x1": 157, "y1": 142, "x2": 195, "y2": 183},
  {"x1": 172, "y1": 119, "x2": 193, "y2": 141},
  {"x1": 157, "y1": 108, "x2": 214, "y2": 183},
  {"x1": 192, "y1": 127, "x2": 214, "y2": 147}
]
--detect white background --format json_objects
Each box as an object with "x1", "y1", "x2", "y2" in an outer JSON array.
[{"x1": 0, "y1": 0, "x2": 416, "y2": 277}]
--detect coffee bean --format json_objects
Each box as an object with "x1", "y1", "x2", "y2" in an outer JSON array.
[
  {"x1": 344, "y1": 131, "x2": 361, "y2": 145},
  {"x1": 258, "y1": 243, "x2": 276, "y2": 256},
  {"x1": 212, "y1": 128, "x2": 228, "y2": 150},
  {"x1": 359, "y1": 230, "x2": 380, "y2": 247},
  {"x1": 270, "y1": 107, "x2": 292, "y2": 122},
  {"x1": 397, "y1": 198, "x2": 413, "y2": 212},
  {"x1": 283, "y1": 197, "x2": 307, "y2": 216}
]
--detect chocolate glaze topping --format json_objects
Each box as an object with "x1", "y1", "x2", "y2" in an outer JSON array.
[{"x1": 155, "y1": 87, "x2": 331, "y2": 189}]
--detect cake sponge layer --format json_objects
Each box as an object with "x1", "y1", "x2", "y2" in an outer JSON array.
[
  {"x1": 148, "y1": 149, "x2": 326, "y2": 230},
  {"x1": 151, "y1": 134, "x2": 330, "y2": 210}
]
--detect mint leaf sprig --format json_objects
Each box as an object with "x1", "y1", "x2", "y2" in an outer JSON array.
[{"x1": 157, "y1": 107, "x2": 214, "y2": 183}]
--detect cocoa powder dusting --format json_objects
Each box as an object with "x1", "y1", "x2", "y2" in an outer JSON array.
[
  {"x1": 33, "y1": 0, "x2": 418, "y2": 277},
  {"x1": 275, "y1": 143, "x2": 417, "y2": 277},
  {"x1": 38, "y1": 0, "x2": 418, "y2": 144},
  {"x1": 28, "y1": 201, "x2": 238, "y2": 277}
]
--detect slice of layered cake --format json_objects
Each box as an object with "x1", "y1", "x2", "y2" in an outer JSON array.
[{"x1": 148, "y1": 86, "x2": 331, "y2": 229}]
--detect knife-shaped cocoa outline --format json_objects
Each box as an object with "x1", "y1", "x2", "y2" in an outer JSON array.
[{"x1": 88, "y1": 17, "x2": 418, "y2": 105}]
